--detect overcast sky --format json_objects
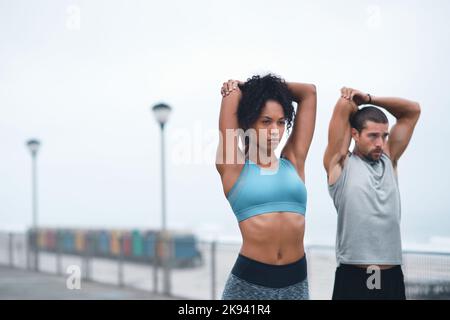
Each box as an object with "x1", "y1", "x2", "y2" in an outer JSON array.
[{"x1": 1, "y1": 0, "x2": 450, "y2": 247}]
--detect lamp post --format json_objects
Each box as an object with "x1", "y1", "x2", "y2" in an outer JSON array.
[
  {"x1": 26, "y1": 139, "x2": 41, "y2": 271},
  {"x1": 151, "y1": 103, "x2": 172, "y2": 296}
]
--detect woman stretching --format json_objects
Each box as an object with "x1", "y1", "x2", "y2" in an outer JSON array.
[{"x1": 215, "y1": 74, "x2": 316, "y2": 299}]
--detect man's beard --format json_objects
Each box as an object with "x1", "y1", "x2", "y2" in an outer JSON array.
[{"x1": 364, "y1": 149, "x2": 382, "y2": 162}]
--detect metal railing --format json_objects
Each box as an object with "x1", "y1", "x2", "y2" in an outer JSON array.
[{"x1": 0, "y1": 231, "x2": 449, "y2": 299}]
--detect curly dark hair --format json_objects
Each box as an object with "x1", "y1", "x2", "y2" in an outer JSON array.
[{"x1": 237, "y1": 74, "x2": 295, "y2": 134}]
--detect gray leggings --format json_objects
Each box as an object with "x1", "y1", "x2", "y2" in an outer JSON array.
[
  {"x1": 222, "y1": 273, "x2": 309, "y2": 300},
  {"x1": 221, "y1": 254, "x2": 309, "y2": 300}
]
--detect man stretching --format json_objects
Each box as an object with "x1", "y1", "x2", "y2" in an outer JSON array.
[{"x1": 323, "y1": 87, "x2": 421, "y2": 299}]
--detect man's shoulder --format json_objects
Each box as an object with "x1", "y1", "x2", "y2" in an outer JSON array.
[{"x1": 381, "y1": 151, "x2": 399, "y2": 174}]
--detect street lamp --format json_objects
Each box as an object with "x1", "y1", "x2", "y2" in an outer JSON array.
[
  {"x1": 26, "y1": 139, "x2": 41, "y2": 271},
  {"x1": 152, "y1": 103, "x2": 172, "y2": 231},
  {"x1": 151, "y1": 103, "x2": 172, "y2": 296}
]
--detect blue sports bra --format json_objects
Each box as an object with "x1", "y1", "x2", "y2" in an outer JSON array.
[{"x1": 226, "y1": 155, "x2": 307, "y2": 222}]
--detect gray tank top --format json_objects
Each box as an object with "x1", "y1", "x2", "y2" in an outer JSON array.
[{"x1": 328, "y1": 152, "x2": 402, "y2": 266}]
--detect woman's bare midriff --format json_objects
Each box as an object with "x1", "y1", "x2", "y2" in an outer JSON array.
[{"x1": 238, "y1": 212, "x2": 305, "y2": 265}]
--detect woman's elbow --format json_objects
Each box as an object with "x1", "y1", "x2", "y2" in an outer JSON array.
[{"x1": 410, "y1": 101, "x2": 421, "y2": 119}]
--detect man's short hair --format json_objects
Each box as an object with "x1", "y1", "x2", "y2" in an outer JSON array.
[{"x1": 350, "y1": 106, "x2": 388, "y2": 132}]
